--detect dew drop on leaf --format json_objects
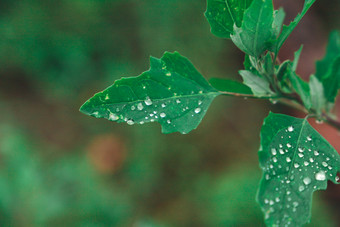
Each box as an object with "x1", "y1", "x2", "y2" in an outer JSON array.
[
  {"x1": 144, "y1": 96, "x2": 153, "y2": 106},
  {"x1": 195, "y1": 108, "x2": 201, "y2": 114},
  {"x1": 109, "y1": 113, "x2": 119, "y2": 121},
  {"x1": 303, "y1": 177, "x2": 311, "y2": 185},
  {"x1": 315, "y1": 171, "x2": 326, "y2": 181},
  {"x1": 127, "y1": 119, "x2": 134, "y2": 125},
  {"x1": 137, "y1": 103, "x2": 144, "y2": 110}
]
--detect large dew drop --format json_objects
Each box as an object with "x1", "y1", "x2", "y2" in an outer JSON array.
[
  {"x1": 144, "y1": 97, "x2": 153, "y2": 106},
  {"x1": 315, "y1": 171, "x2": 326, "y2": 181},
  {"x1": 303, "y1": 177, "x2": 311, "y2": 185},
  {"x1": 195, "y1": 108, "x2": 201, "y2": 114},
  {"x1": 137, "y1": 103, "x2": 144, "y2": 110}
]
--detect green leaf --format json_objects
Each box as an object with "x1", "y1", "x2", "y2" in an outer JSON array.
[
  {"x1": 274, "y1": 0, "x2": 316, "y2": 55},
  {"x1": 205, "y1": 0, "x2": 253, "y2": 38},
  {"x1": 286, "y1": 66, "x2": 311, "y2": 109},
  {"x1": 316, "y1": 31, "x2": 340, "y2": 80},
  {"x1": 315, "y1": 31, "x2": 340, "y2": 103},
  {"x1": 80, "y1": 52, "x2": 220, "y2": 134},
  {"x1": 258, "y1": 112, "x2": 340, "y2": 227},
  {"x1": 209, "y1": 78, "x2": 253, "y2": 95},
  {"x1": 292, "y1": 45, "x2": 303, "y2": 72},
  {"x1": 239, "y1": 70, "x2": 273, "y2": 97},
  {"x1": 321, "y1": 56, "x2": 340, "y2": 104},
  {"x1": 309, "y1": 75, "x2": 326, "y2": 116},
  {"x1": 231, "y1": 0, "x2": 275, "y2": 57},
  {"x1": 272, "y1": 8, "x2": 286, "y2": 38},
  {"x1": 263, "y1": 52, "x2": 274, "y2": 77}
]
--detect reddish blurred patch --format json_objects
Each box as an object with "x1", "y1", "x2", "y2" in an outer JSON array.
[{"x1": 87, "y1": 134, "x2": 126, "y2": 174}]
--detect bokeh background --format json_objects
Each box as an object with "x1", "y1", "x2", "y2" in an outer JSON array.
[{"x1": 0, "y1": 0, "x2": 340, "y2": 226}]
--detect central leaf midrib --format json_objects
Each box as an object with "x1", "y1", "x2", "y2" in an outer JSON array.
[
  {"x1": 97, "y1": 92, "x2": 220, "y2": 107},
  {"x1": 279, "y1": 119, "x2": 307, "y2": 213},
  {"x1": 253, "y1": 2, "x2": 265, "y2": 55}
]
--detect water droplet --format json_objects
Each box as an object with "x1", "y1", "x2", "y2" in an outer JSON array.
[
  {"x1": 144, "y1": 97, "x2": 153, "y2": 106},
  {"x1": 160, "y1": 113, "x2": 166, "y2": 118},
  {"x1": 271, "y1": 148, "x2": 277, "y2": 155},
  {"x1": 316, "y1": 119, "x2": 324, "y2": 124},
  {"x1": 294, "y1": 163, "x2": 300, "y2": 168},
  {"x1": 322, "y1": 162, "x2": 328, "y2": 167},
  {"x1": 309, "y1": 158, "x2": 314, "y2": 163},
  {"x1": 275, "y1": 197, "x2": 280, "y2": 202},
  {"x1": 298, "y1": 153, "x2": 304, "y2": 158},
  {"x1": 315, "y1": 171, "x2": 326, "y2": 181},
  {"x1": 109, "y1": 113, "x2": 119, "y2": 121},
  {"x1": 140, "y1": 121, "x2": 144, "y2": 125},
  {"x1": 198, "y1": 100, "x2": 203, "y2": 105},
  {"x1": 167, "y1": 119, "x2": 171, "y2": 124},
  {"x1": 307, "y1": 136, "x2": 312, "y2": 141},
  {"x1": 288, "y1": 126, "x2": 294, "y2": 132},
  {"x1": 304, "y1": 161, "x2": 309, "y2": 166},
  {"x1": 166, "y1": 72, "x2": 171, "y2": 76},
  {"x1": 195, "y1": 108, "x2": 201, "y2": 114},
  {"x1": 286, "y1": 157, "x2": 292, "y2": 163},
  {"x1": 279, "y1": 149, "x2": 285, "y2": 154},
  {"x1": 298, "y1": 148, "x2": 304, "y2": 153},
  {"x1": 273, "y1": 157, "x2": 278, "y2": 163},
  {"x1": 314, "y1": 151, "x2": 319, "y2": 156},
  {"x1": 131, "y1": 105, "x2": 136, "y2": 110},
  {"x1": 137, "y1": 103, "x2": 144, "y2": 110},
  {"x1": 176, "y1": 99, "x2": 181, "y2": 104},
  {"x1": 279, "y1": 144, "x2": 283, "y2": 148},
  {"x1": 335, "y1": 176, "x2": 339, "y2": 182},
  {"x1": 105, "y1": 94, "x2": 109, "y2": 100},
  {"x1": 162, "y1": 103, "x2": 166, "y2": 108},
  {"x1": 299, "y1": 186, "x2": 305, "y2": 191},
  {"x1": 303, "y1": 177, "x2": 311, "y2": 185},
  {"x1": 287, "y1": 143, "x2": 292, "y2": 148},
  {"x1": 293, "y1": 202, "x2": 299, "y2": 207},
  {"x1": 127, "y1": 119, "x2": 134, "y2": 125}
]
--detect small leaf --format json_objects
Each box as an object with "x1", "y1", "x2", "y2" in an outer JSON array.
[
  {"x1": 80, "y1": 52, "x2": 220, "y2": 134},
  {"x1": 272, "y1": 8, "x2": 286, "y2": 38},
  {"x1": 322, "y1": 57, "x2": 340, "y2": 104},
  {"x1": 273, "y1": 0, "x2": 316, "y2": 55},
  {"x1": 315, "y1": 31, "x2": 340, "y2": 103},
  {"x1": 309, "y1": 75, "x2": 326, "y2": 116},
  {"x1": 263, "y1": 52, "x2": 274, "y2": 77},
  {"x1": 231, "y1": 0, "x2": 275, "y2": 57},
  {"x1": 205, "y1": 0, "x2": 253, "y2": 38},
  {"x1": 209, "y1": 78, "x2": 253, "y2": 95},
  {"x1": 239, "y1": 70, "x2": 273, "y2": 97},
  {"x1": 286, "y1": 66, "x2": 311, "y2": 109},
  {"x1": 316, "y1": 31, "x2": 340, "y2": 80},
  {"x1": 292, "y1": 45, "x2": 303, "y2": 72},
  {"x1": 258, "y1": 112, "x2": 340, "y2": 227}
]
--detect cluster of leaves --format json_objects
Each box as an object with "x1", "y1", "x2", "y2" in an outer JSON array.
[{"x1": 80, "y1": 0, "x2": 340, "y2": 226}]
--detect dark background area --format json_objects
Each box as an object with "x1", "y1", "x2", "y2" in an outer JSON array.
[{"x1": 0, "y1": 0, "x2": 339, "y2": 226}]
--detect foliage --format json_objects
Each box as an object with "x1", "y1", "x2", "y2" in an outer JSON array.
[{"x1": 81, "y1": 0, "x2": 340, "y2": 226}]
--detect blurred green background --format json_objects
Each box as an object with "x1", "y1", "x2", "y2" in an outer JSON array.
[{"x1": 0, "y1": 0, "x2": 340, "y2": 226}]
